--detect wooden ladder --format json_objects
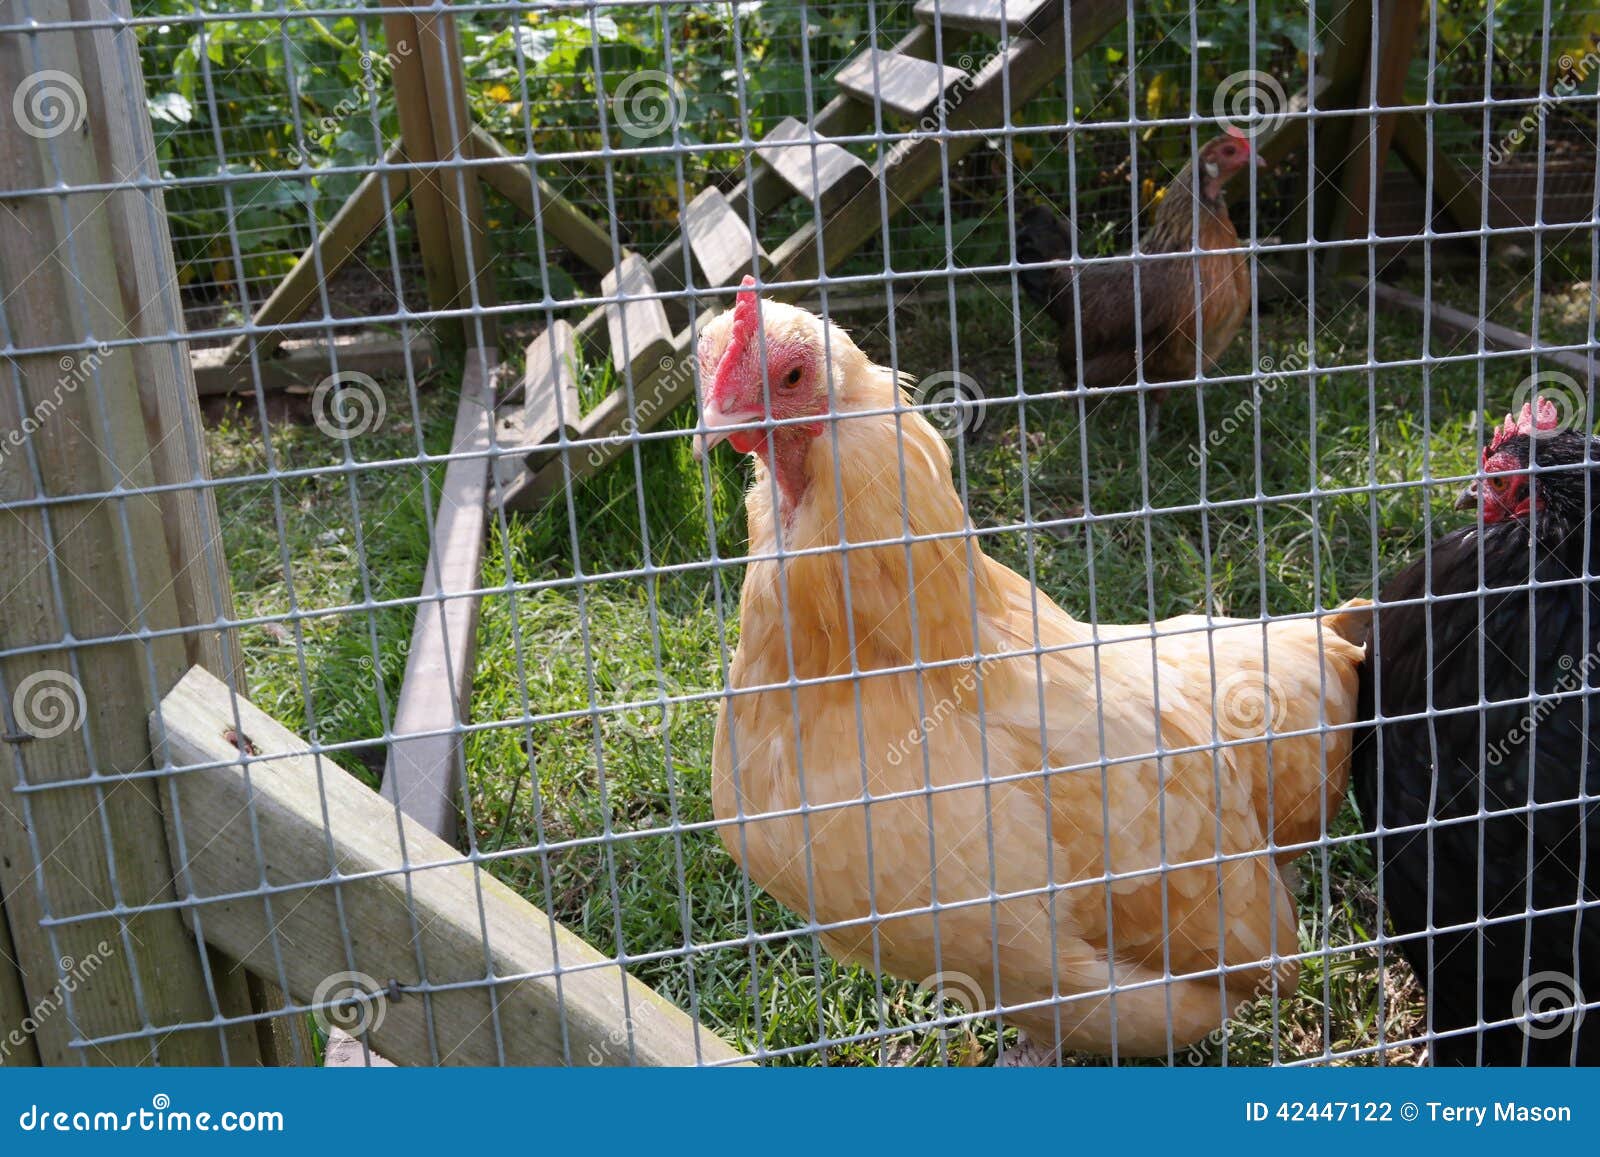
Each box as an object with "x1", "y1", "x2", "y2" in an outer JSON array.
[{"x1": 495, "y1": 0, "x2": 1126, "y2": 511}]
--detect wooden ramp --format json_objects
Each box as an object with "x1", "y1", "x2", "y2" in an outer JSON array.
[{"x1": 495, "y1": 0, "x2": 1127, "y2": 510}]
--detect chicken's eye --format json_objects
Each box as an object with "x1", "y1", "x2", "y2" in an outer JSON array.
[
  {"x1": 1488, "y1": 475, "x2": 1511, "y2": 492},
  {"x1": 780, "y1": 366, "x2": 803, "y2": 390}
]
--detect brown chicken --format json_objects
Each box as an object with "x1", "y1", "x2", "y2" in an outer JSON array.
[
  {"x1": 1016, "y1": 131, "x2": 1261, "y2": 425},
  {"x1": 695, "y1": 280, "x2": 1365, "y2": 1060}
]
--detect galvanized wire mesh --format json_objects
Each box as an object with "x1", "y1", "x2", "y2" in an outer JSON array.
[{"x1": 1, "y1": 0, "x2": 1597, "y2": 1067}]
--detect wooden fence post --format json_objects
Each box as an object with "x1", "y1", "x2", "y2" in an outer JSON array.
[
  {"x1": 381, "y1": 1, "x2": 498, "y2": 350},
  {"x1": 0, "y1": 0, "x2": 298, "y2": 1064}
]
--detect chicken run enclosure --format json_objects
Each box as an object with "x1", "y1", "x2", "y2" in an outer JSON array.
[{"x1": 1, "y1": 0, "x2": 1598, "y2": 1070}]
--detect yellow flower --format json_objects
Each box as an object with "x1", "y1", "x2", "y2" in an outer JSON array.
[{"x1": 486, "y1": 83, "x2": 513, "y2": 103}]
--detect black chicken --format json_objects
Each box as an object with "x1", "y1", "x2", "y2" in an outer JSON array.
[{"x1": 1354, "y1": 399, "x2": 1600, "y2": 1065}]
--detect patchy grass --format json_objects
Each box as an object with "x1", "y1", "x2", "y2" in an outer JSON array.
[
  {"x1": 211, "y1": 248, "x2": 1588, "y2": 1065},
  {"x1": 207, "y1": 369, "x2": 455, "y2": 784}
]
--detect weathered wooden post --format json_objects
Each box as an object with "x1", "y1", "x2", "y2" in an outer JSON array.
[{"x1": 0, "y1": 0, "x2": 300, "y2": 1064}]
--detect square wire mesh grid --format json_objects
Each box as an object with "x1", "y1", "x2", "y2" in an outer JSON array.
[{"x1": 0, "y1": 0, "x2": 1596, "y2": 1067}]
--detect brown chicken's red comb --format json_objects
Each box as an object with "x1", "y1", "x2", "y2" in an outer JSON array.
[{"x1": 1485, "y1": 396, "x2": 1561, "y2": 458}]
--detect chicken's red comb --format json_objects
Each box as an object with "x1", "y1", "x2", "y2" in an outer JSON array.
[
  {"x1": 724, "y1": 274, "x2": 761, "y2": 355},
  {"x1": 1486, "y1": 396, "x2": 1561, "y2": 456},
  {"x1": 714, "y1": 275, "x2": 763, "y2": 396}
]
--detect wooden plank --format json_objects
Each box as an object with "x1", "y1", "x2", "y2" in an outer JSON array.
[
  {"x1": 683, "y1": 187, "x2": 768, "y2": 288},
  {"x1": 381, "y1": 349, "x2": 498, "y2": 843},
  {"x1": 194, "y1": 333, "x2": 436, "y2": 396},
  {"x1": 567, "y1": 23, "x2": 944, "y2": 342},
  {"x1": 1355, "y1": 281, "x2": 1600, "y2": 382},
  {"x1": 153, "y1": 666, "x2": 748, "y2": 1067},
  {"x1": 381, "y1": 4, "x2": 472, "y2": 351},
  {"x1": 1390, "y1": 109, "x2": 1487, "y2": 232},
  {"x1": 1312, "y1": 0, "x2": 1376, "y2": 241},
  {"x1": 0, "y1": 0, "x2": 257, "y2": 1065},
  {"x1": 603, "y1": 253, "x2": 675, "y2": 381},
  {"x1": 912, "y1": 0, "x2": 1059, "y2": 37},
  {"x1": 72, "y1": 0, "x2": 309, "y2": 1065},
  {"x1": 756, "y1": 118, "x2": 872, "y2": 216},
  {"x1": 218, "y1": 148, "x2": 409, "y2": 370},
  {"x1": 1328, "y1": 0, "x2": 1428, "y2": 273},
  {"x1": 412, "y1": 5, "x2": 500, "y2": 348},
  {"x1": 522, "y1": 321, "x2": 583, "y2": 452},
  {"x1": 503, "y1": 0, "x2": 1129, "y2": 510},
  {"x1": 836, "y1": 47, "x2": 967, "y2": 119},
  {"x1": 469, "y1": 126, "x2": 615, "y2": 273}
]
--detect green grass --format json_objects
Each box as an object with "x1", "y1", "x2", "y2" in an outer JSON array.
[{"x1": 207, "y1": 251, "x2": 1590, "y2": 1066}]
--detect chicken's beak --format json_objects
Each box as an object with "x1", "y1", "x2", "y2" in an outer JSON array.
[
  {"x1": 693, "y1": 397, "x2": 742, "y2": 461},
  {"x1": 1454, "y1": 482, "x2": 1478, "y2": 511}
]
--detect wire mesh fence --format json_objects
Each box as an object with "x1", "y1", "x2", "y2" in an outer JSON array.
[{"x1": 0, "y1": 0, "x2": 1596, "y2": 1068}]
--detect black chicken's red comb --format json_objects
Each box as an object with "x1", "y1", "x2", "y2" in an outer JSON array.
[{"x1": 1485, "y1": 397, "x2": 1560, "y2": 458}]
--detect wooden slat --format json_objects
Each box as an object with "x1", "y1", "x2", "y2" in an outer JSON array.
[
  {"x1": 912, "y1": 0, "x2": 1059, "y2": 37},
  {"x1": 522, "y1": 322, "x2": 583, "y2": 445},
  {"x1": 469, "y1": 126, "x2": 616, "y2": 273},
  {"x1": 602, "y1": 253, "x2": 675, "y2": 380},
  {"x1": 217, "y1": 147, "x2": 409, "y2": 370},
  {"x1": 835, "y1": 47, "x2": 966, "y2": 119},
  {"x1": 1390, "y1": 109, "x2": 1487, "y2": 232},
  {"x1": 562, "y1": 22, "x2": 944, "y2": 344},
  {"x1": 683, "y1": 188, "x2": 768, "y2": 288},
  {"x1": 756, "y1": 118, "x2": 872, "y2": 216},
  {"x1": 381, "y1": 349, "x2": 497, "y2": 843},
  {"x1": 1328, "y1": 0, "x2": 1428, "y2": 273},
  {"x1": 154, "y1": 666, "x2": 748, "y2": 1067},
  {"x1": 1354, "y1": 281, "x2": 1600, "y2": 382},
  {"x1": 76, "y1": 0, "x2": 310, "y2": 1064},
  {"x1": 502, "y1": 0, "x2": 1130, "y2": 511},
  {"x1": 194, "y1": 333, "x2": 436, "y2": 396}
]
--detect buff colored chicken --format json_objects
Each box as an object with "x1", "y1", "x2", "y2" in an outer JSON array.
[{"x1": 695, "y1": 279, "x2": 1365, "y2": 1060}]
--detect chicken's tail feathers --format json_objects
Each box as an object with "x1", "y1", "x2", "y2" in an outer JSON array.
[
  {"x1": 1014, "y1": 204, "x2": 1075, "y2": 310},
  {"x1": 1323, "y1": 598, "x2": 1373, "y2": 649}
]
